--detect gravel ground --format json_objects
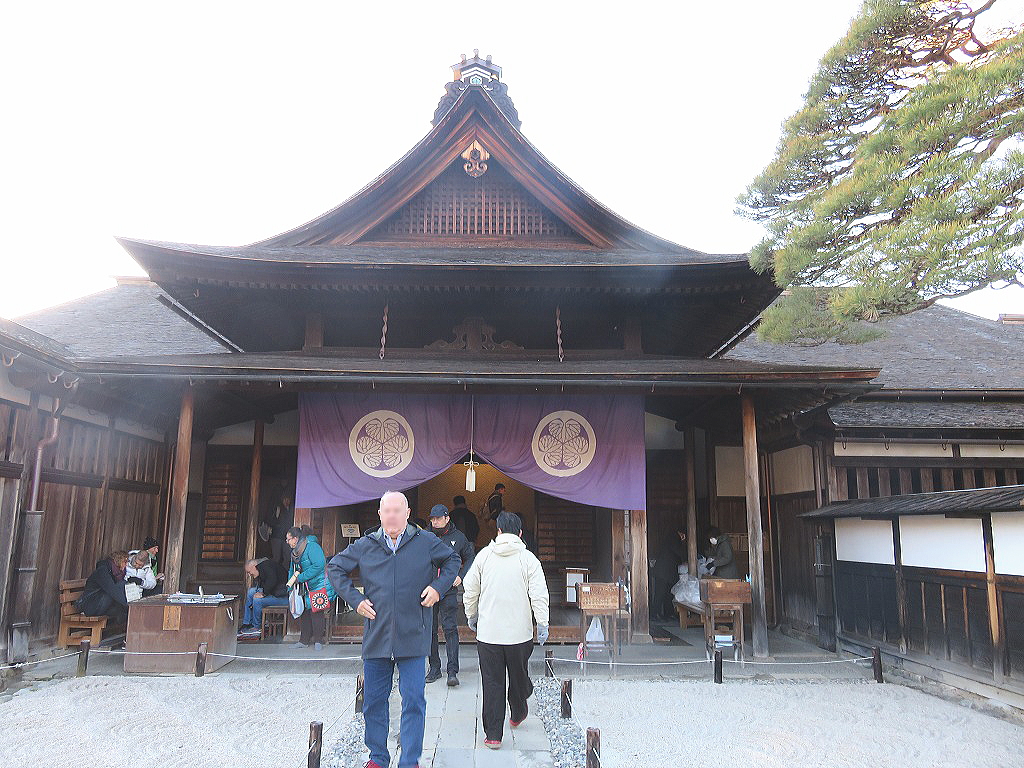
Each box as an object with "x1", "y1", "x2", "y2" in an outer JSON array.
[{"x1": 533, "y1": 676, "x2": 585, "y2": 768}]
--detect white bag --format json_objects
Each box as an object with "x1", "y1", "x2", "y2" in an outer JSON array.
[
  {"x1": 124, "y1": 583, "x2": 143, "y2": 603},
  {"x1": 289, "y1": 586, "x2": 305, "y2": 619},
  {"x1": 585, "y1": 616, "x2": 604, "y2": 643}
]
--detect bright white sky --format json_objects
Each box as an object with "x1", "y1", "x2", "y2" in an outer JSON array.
[{"x1": 2, "y1": 1, "x2": 1021, "y2": 320}]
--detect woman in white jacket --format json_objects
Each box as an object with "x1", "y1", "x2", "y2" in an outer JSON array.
[{"x1": 463, "y1": 511, "x2": 549, "y2": 749}]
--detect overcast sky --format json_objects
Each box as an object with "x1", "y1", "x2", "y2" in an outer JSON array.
[{"x1": 2, "y1": 1, "x2": 1020, "y2": 320}]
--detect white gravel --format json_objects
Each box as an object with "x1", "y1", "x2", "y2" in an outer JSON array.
[
  {"x1": 0, "y1": 674, "x2": 356, "y2": 768},
  {"x1": 572, "y1": 679, "x2": 1024, "y2": 768}
]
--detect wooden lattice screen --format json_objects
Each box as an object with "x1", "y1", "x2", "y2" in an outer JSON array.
[
  {"x1": 362, "y1": 161, "x2": 586, "y2": 243},
  {"x1": 200, "y1": 461, "x2": 246, "y2": 561}
]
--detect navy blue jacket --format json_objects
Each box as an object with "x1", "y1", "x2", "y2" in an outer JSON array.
[
  {"x1": 327, "y1": 525, "x2": 461, "y2": 659},
  {"x1": 430, "y1": 523, "x2": 475, "y2": 595}
]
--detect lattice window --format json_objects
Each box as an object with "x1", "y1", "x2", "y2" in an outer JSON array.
[{"x1": 362, "y1": 161, "x2": 585, "y2": 242}]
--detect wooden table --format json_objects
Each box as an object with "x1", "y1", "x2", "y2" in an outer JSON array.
[{"x1": 125, "y1": 595, "x2": 240, "y2": 674}]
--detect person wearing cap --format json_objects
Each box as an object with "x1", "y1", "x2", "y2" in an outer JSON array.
[
  {"x1": 426, "y1": 503, "x2": 475, "y2": 687},
  {"x1": 463, "y1": 511, "x2": 549, "y2": 750}
]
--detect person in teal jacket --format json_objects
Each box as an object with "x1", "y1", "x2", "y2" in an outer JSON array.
[{"x1": 286, "y1": 526, "x2": 336, "y2": 649}]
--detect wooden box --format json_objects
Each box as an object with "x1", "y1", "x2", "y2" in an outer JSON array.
[
  {"x1": 125, "y1": 595, "x2": 239, "y2": 674},
  {"x1": 699, "y1": 578, "x2": 751, "y2": 604}
]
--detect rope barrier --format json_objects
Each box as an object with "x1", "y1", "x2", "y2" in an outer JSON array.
[
  {"x1": 0, "y1": 651, "x2": 81, "y2": 671},
  {"x1": 208, "y1": 652, "x2": 363, "y2": 662},
  {"x1": 722, "y1": 656, "x2": 874, "y2": 666},
  {"x1": 296, "y1": 689, "x2": 359, "y2": 768},
  {"x1": 549, "y1": 656, "x2": 710, "y2": 667}
]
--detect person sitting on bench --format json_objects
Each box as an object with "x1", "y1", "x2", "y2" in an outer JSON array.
[
  {"x1": 125, "y1": 549, "x2": 163, "y2": 597},
  {"x1": 75, "y1": 551, "x2": 131, "y2": 623},
  {"x1": 239, "y1": 557, "x2": 290, "y2": 636}
]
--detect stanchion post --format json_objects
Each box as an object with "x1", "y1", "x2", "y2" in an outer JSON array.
[
  {"x1": 713, "y1": 648, "x2": 723, "y2": 684},
  {"x1": 560, "y1": 679, "x2": 572, "y2": 719},
  {"x1": 586, "y1": 727, "x2": 601, "y2": 768},
  {"x1": 76, "y1": 638, "x2": 91, "y2": 677},
  {"x1": 308, "y1": 721, "x2": 323, "y2": 768},
  {"x1": 545, "y1": 649, "x2": 554, "y2": 678},
  {"x1": 195, "y1": 642, "x2": 208, "y2": 677},
  {"x1": 872, "y1": 646, "x2": 884, "y2": 683},
  {"x1": 355, "y1": 674, "x2": 364, "y2": 713}
]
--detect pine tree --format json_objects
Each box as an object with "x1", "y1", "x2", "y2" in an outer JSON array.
[{"x1": 737, "y1": 0, "x2": 1024, "y2": 343}]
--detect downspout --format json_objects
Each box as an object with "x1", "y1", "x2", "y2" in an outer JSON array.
[{"x1": 7, "y1": 399, "x2": 64, "y2": 662}]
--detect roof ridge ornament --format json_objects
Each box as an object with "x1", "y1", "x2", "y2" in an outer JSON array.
[
  {"x1": 432, "y1": 52, "x2": 521, "y2": 128},
  {"x1": 461, "y1": 140, "x2": 490, "y2": 178}
]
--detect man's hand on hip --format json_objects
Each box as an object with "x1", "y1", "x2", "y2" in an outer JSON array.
[
  {"x1": 420, "y1": 585, "x2": 440, "y2": 607},
  {"x1": 356, "y1": 599, "x2": 376, "y2": 619}
]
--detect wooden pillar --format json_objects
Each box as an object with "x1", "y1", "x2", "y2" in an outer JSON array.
[
  {"x1": 320, "y1": 508, "x2": 339, "y2": 558},
  {"x1": 163, "y1": 387, "x2": 194, "y2": 594},
  {"x1": 304, "y1": 312, "x2": 324, "y2": 351},
  {"x1": 891, "y1": 517, "x2": 909, "y2": 653},
  {"x1": 294, "y1": 508, "x2": 313, "y2": 529},
  {"x1": 610, "y1": 510, "x2": 626, "y2": 584},
  {"x1": 684, "y1": 427, "x2": 698, "y2": 577},
  {"x1": 982, "y1": 513, "x2": 1005, "y2": 682},
  {"x1": 740, "y1": 394, "x2": 769, "y2": 657},
  {"x1": 243, "y1": 419, "x2": 264, "y2": 565},
  {"x1": 628, "y1": 508, "x2": 651, "y2": 643}
]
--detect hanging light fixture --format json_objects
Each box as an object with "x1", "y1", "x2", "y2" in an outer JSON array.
[{"x1": 465, "y1": 396, "x2": 479, "y2": 492}]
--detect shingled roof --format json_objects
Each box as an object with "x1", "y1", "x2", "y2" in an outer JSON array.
[
  {"x1": 14, "y1": 278, "x2": 228, "y2": 358},
  {"x1": 727, "y1": 304, "x2": 1024, "y2": 390}
]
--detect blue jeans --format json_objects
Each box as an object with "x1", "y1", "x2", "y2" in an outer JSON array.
[
  {"x1": 363, "y1": 656, "x2": 426, "y2": 768},
  {"x1": 243, "y1": 586, "x2": 289, "y2": 627}
]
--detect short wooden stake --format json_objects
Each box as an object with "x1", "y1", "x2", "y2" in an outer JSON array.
[
  {"x1": 872, "y1": 646, "x2": 884, "y2": 683},
  {"x1": 195, "y1": 641, "x2": 208, "y2": 677},
  {"x1": 544, "y1": 649, "x2": 554, "y2": 677},
  {"x1": 586, "y1": 727, "x2": 601, "y2": 768},
  {"x1": 76, "y1": 638, "x2": 90, "y2": 677},
  {"x1": 355, "y1": 673, "x2": 364, "y2": 713},
  {"x1": 560, "y1": 678, "x2": 572, "y2": 719},
  {"x1": 713, "y1": 648, "x2": 723, "y2": 684},
  {"x1": 308, "y1": 720, "x2": 323, "y2": 768}
]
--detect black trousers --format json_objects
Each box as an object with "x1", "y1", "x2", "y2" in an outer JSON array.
[
  {"x1": 477, "y1": 639, "x2": 534, "y2": 741},
  {"x1": 428, "y1": 591, "x2": 460, "y2": 674},
  {"x1": 299, "y1": 606, "x2": 327, "y2": 644}
]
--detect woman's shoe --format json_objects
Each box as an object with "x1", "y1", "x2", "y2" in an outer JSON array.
[{"x1": 484, "y1": 739, "x2": 501, "y2": 749}]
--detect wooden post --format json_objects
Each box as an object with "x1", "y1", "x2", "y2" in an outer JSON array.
[
  {"x1": 628, "y1": 508, "x2": 651, "y2": 643},
  {"x1": 355, "y1": 674, "x2": 364, "y2": 713},
  {"x1": 294, "y1": 508, "x2": 313, "y2": 529},
  {"x1": 76, "y1": 638, "x2": 90, "y2": 677},
  {"x1": 713, "y1": 647, "x2": 723, "y2": 684},
  {"x1": 164, "y1": 388, "x2": 195, "y2": 594},
  {"x1": 560, "y1": 679, "x2": 572, "y2": 719},
  {"x1": 872, "y1": 646, "x2": 884, "y2": 683},
  {"x1": 586, "y1": 728, "x2": 601, "y2": 768},
  {"x1": 307, "y1": 721, "x2": 323, "y2": 768},
  {"x1": 982, "y1": 513, "x2": 1005, "y2": 683},
  {"x1": 304, "y1": 312, "x2": 324, "y2": 351},
  {"x1": 243, "y1": 419, "x2": 264, "y2": 565},
  {"x1": 685, "y1": 427, "x2": 699, "y2": 577},
  {"x1": 610, "y1": 511, "x2": 626, "y2": 584},
  {"x1": 892, "y1": 518, "x2": 909, "y2": 654},
  {"x1": 195, "y1": 641, "x2": 208, "y2": 677},
  {"x1": 741, "y1": 394, "x2": 769, "y2": 658},
  {"x1": 545, "y1": 648, "x2": 554, "y2": 677}
]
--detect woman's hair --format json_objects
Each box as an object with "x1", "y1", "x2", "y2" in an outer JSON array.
[
  {"x1": 109, "y1": 550, "x2": 130, "y2": 566},
  {"x1": 707, "y1": 526, "x2": 723, "y2": 540},
  {"x1": 286, "y1": 525, "x2": 314, "y2": 539}
]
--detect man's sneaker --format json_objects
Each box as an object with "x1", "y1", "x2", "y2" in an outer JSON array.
[
  {"x1": 425, "y1": 668, "x2": 442, "y2": 683},
  {"x1": 239, "y1": 623, "x2": 254, "y2": 631},
  {"x1": 447, "y1": 674, "x2": 459, "y2": 687},
  {"x1": 484, "y1": 739, "x2": 501, "y2": 749},
  {"x1": 510, "y1": 706, "x2": 528, "y2": 727}
]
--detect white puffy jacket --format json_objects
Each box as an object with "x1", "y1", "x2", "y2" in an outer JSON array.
[{"x1": 463, "y1": 533, "x2": 549, "y2": 645}]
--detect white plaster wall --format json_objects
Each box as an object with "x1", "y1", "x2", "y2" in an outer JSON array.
[
  {"x1": 960, "y1": 444, "x2": 1024, "y2": 459},
  {"x1": 645, "y1": 412, "x2": 686, "y2": 450},
  {"x1": 208, "y1": 409, "x2": 300, "y2": 446},
  {"x1": 715, "y1": 445, "x2": 745, "y2": 497},
  {"x1": 770, "y1": 444, "x2": 815, "y2": 495},
  {"x1": 834, "y1": 441, "x2": 954, "y2": 458},
  {"x1": 835, "y1": 518, "x2": 895, "y2": 565},
  {"x1": 993, "y1": 511, "x2": 1024, "y2": 576},
  {"x1": 899, "y1": 515, "x2": 985, "y2": 572}
]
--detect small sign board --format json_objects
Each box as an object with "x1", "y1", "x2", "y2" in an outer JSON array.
[
  {"x1": 341, "y1": 524, "x2": 361, "y2": 538},
  {"x1": 162, "y1": 605, "x2": 181, "y2": 631}
]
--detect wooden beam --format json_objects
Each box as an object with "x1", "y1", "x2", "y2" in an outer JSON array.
[
  {"x1": 684, "y1": 427, "x2": 698, "y2": 577},
  {"x1": 242, "y1": 419, "x2": 264, "y2": 565},
  {"x1": 163, "y1": 388, "x2": 194, "y2": 594},
  {"x1": 628, "y1": 509, "x2": 651, "y2": 643},
  {"x1": 741, "y1": 394, "x2": 769, "y2": 657},
  {"x1": 982, "y1": 513, "x2": 1005, "y2": 683}
]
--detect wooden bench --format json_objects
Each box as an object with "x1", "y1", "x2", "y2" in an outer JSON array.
[
  {"x1": 57, "y1": 579, "x2": 108, "y2": 648},
  {"x1": 673, "y1": 599, "x2": 705, "y2": 629}
]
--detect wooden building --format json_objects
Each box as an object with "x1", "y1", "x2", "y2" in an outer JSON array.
[{"x1": 18, "y1": 52, "x2": 1011, "y2": 673}]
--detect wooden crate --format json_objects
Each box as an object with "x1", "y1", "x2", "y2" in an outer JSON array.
[{"x1": 699, "y1": 578, "x2": 751, "y2": 604}]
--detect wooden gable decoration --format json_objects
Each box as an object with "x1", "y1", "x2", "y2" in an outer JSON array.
[{"x1": 359, "y1": 158, "x2": 590, "y2": 246}]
